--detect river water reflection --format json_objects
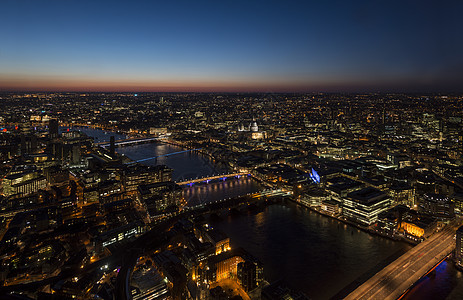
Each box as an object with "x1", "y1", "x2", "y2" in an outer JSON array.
[
  {"x1": 71, "y1": 127, "x2": 463, "y2": 299},
  {"x1": 211, "y1": 202, "x2": 412, "y2": 299},
  {"x1": 116, "y1": 143, "x2": 225, "y2": 181},
  {"x1": 402, "y1": 259, "x2": 463, "y2": 300}
]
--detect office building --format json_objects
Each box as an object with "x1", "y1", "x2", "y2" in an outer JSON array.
[
  {"x1": 419, "y1": 193, "x2": 455, "y2": 219},
  {"x1": 342, "y1": 187, "x2": 391, "y2": 225}
]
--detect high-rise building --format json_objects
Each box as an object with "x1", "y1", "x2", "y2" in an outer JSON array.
[
  {"x1": 71, "y1": 144, "x2": 81, "y2": 164},
  {"x1": 109, "y1": 136, "x2": 115, "y2": 159},
  {"x1": 49, "y1": 119, "x2": 59, "y2": 139},
  {"x1": 20, "y1": 134, "x2": 38, "y2": 155}
]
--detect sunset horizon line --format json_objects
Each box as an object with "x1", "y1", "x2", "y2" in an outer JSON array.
[{"x1": 1, "y1": 87, "x2": 461, "y2": 94}]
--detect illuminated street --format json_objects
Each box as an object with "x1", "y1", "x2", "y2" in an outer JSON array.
[
  {"x1": 346, "y1": 220, "x2": 462, "y2": 300},
  {"x1": 1, "y1": 1, "x2": 463, "y2": 298}
]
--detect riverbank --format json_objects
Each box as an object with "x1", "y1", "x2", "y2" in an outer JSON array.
[
  {"x1": 210, "y1": 200, "x2": 412, "y2": 299},
  {"x1": 288, "y1": 197, "x2": 418, "y2": 246},
  {"x1": 73, "y1": 126, "x2": 460, "y2": 299},
  {"x1": 282, "y1": 198, "x2": 419, "y2": 298}
]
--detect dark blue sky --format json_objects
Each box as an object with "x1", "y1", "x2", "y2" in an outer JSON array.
[{"x1": 1, "y1": 0, "x2": 462, "y2": 92}]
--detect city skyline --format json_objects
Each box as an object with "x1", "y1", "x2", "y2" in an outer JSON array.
[
  {"x1": 2, "y1": 1, "x2": 463, "y2": 297},
  {"x1": 2, "y1": 0, "x2": 463, "y2": 92},
  {"x1": 1, "y1": 92, "x2": 462, "y2": 299}
]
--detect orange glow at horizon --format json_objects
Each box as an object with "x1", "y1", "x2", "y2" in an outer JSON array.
[{"x1": 0, "y1": 74, "x2": 348, "y2": 93}]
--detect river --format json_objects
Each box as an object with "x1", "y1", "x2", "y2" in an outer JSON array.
[
  {"x1": 402, "y1": 259, "x2": 463, "y2": 300},
  {"x1": 115, "y1": 143, "x2": 226, "y2": 181},
  {"x1": 70, "y1": 127, "x2": 463, "y2": 299},
  {"x1": 67, "y1": 127, "x2": 262, "y2": 204},
  {"x1": 211, "y1": 202, "x2": 412, "y2": 299}
]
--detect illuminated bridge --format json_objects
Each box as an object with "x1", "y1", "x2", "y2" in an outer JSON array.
[
  {"x1": 345, "y1": 219, "x2": 461, "y2": 300},
  {"x1": 125, "y1": 149, "x2": 202, "y2": 165},
  {"x1": 99, "y1": 136, "x2": 169, "y2": 148},
  {"x1": 176, "y1": 172, "x2": 251, "y2": 186},
  {"x1": 157, "y1": 188, "x2": 292, "y2": 219}
]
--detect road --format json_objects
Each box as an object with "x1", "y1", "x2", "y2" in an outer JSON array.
[{"x1": 346, "y1": 220, "x2": 460, "y2": 300}]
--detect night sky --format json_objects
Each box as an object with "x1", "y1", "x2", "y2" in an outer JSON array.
[{"x1": 1, "y1": 0, "x2": 462, "y2": 92}]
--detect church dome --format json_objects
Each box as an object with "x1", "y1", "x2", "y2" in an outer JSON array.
[{"x1": 251, "y1": 121, "x2": 258, "y2": 132}]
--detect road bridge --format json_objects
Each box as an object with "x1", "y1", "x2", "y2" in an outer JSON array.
[
  {"x1": 345, "y1": 219, "x2": 461, "y2": 300},
  {"x1": 176, "y1": 172, "x2": 250, "y2": 185}
]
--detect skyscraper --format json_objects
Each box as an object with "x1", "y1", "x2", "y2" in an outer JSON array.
[
  {"x1": 49, "y1": 119, "x2": 59, "y2": 139},
  {"x1": 109, "y1": 136, "x2": 115, "y2": 159}
]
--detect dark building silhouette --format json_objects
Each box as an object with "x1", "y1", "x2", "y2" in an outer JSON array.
[
  {"x1": 20, "y1": 134, "x2": 38, "y2": 155},
  {"x1": 49, "y1": 119, "x2": 59, "y2": 139},
  {"x1": 110, "y1": 136, "x2": 115, "y2": 159},
  {"x1": 237, "y1": 261, "x2": 257, "y2": 292}
]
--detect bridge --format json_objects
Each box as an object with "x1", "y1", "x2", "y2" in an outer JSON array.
[
  {"x1": 156, "y1": 188, "x2": 292, "y2": 220},
  {"x1": 125, "y1": 149, "x2": 202, "y2": 165},
  {"x1": 60, "y1": 122, "x2": 114, "y2": 131},
  {"x1": 252, "y1": 188, "x2": 293, "y2": 198},
  {"x1": 345, "y1": 219, "x2": 461, "y2": 300},
  {"x1": 176, "y1": 172, "x2": 251, "y2": 186},
  {"x1": 99, "y1": 136, "x2": 169, "y2": 148}
]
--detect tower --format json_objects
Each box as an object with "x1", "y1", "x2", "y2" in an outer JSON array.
[
  {"x1": 49, "y1": 119, "x2": 59, "y2": 139},
  {"x1": 382, "y1": 106, "x2": 386, "y2": 125},
  {"x1": 72, "y1": 144, "x2": 81, "y2": 164},
  {"x1": 109, "y1": 136, "x2": 115, "y2": 159}
]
